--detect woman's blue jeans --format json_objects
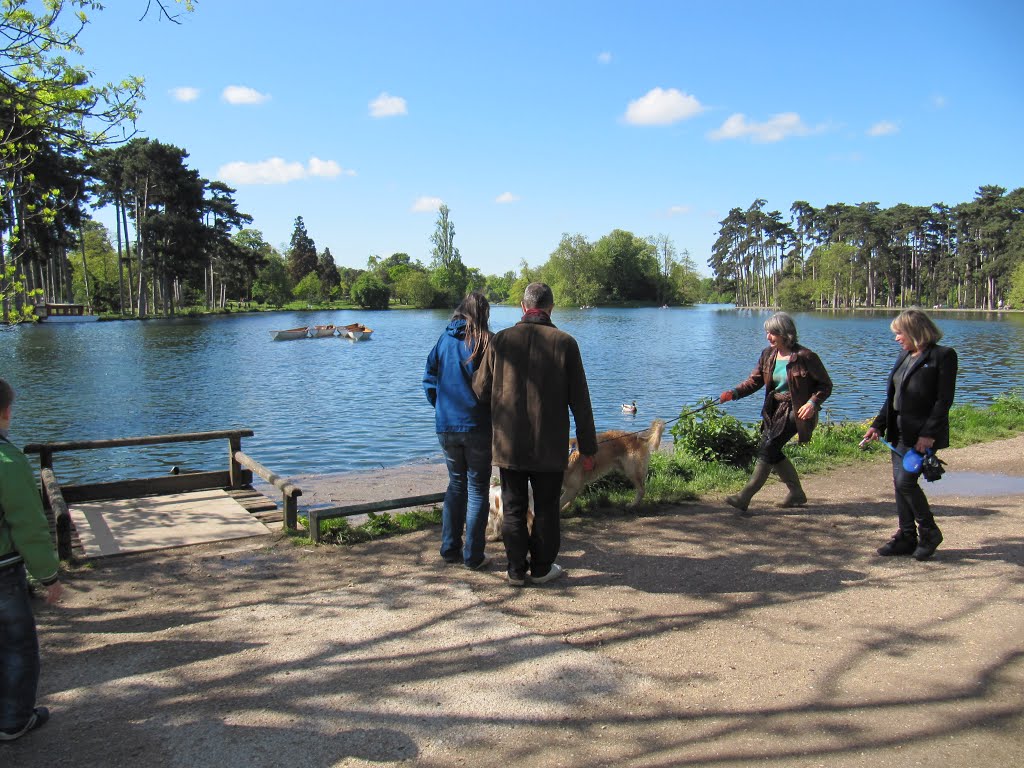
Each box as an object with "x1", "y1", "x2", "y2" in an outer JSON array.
[
  {"x1": 438, "y1": 431, "x2": 492, "y2": 567},
  {"x1": 0, "y1": 565, "x2": 40, "y2": 732}
]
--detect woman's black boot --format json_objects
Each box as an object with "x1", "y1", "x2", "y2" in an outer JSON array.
[
  {"x1": 877, "y1": 529, "x2": 918, "y2": 556},
  {"x1": 913, "y1": 525, "x2": 943, "y2": 561}
]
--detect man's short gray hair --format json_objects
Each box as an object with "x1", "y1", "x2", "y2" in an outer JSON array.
[{"x1": 523, "y1": 282, "x2": 554, "y2": 309}]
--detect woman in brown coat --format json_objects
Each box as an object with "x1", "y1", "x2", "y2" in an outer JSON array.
[{"x1": 719, "y1": 312, "x2": 832, "y2": 514}]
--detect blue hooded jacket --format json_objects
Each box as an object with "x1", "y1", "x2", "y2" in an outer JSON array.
[{"x1": 423, "y1": 318, "x2": 491, "y2": 434}]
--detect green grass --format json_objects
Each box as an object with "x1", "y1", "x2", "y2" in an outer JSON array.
[
  {"x1": 291, "y1": 507, "x2": 443, "y2": 546},
  {"x1": 566, "y1": 390, "x2": 1024, "y2": 515}
]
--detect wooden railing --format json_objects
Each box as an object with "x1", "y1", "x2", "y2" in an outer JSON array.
[
  {"x1": 307, "y1": 492, "x2": 445, "y2": 544},
  {"x1": 24, "y1": 429, "x2": 302, "y2": 557}
]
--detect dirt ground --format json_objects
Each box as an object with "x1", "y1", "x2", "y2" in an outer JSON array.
[{"x1": 7, "y1": 436, "x2": 1024, "y2": 767}]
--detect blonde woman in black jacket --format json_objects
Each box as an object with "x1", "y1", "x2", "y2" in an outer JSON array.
[{"x1": 862, "y1": 309, "x2": 957, "y2": 561}]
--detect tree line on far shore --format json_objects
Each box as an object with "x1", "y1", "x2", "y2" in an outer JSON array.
[{"x1": 710, "y1": 186, "x2": 1024, "y2": 311}]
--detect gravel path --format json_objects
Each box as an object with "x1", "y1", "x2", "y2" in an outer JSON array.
[{"x1": 9, "y1": 436, "x2": 1023, "y2": 767}]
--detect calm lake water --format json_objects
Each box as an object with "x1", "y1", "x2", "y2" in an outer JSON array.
[{"x1": 2, "y1": 305, "x2": 1022, "y2": 485}]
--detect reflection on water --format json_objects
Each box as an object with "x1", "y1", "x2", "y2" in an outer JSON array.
[
  {"x1": 2, "y1": 306, "x2": 1022, "y2": 484},
  {"x1": 925, "y1": 472, "x2": 1024, "y2": 497}
]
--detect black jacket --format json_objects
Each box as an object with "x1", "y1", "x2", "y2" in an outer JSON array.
[{"x1": 871, "y1": 344, "x2": 957, "y2": 449}]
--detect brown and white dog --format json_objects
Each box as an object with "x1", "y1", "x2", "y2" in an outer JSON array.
[
  {"x1": 560, "y1": 419, "x2": 665, "y2": 510},
  {"x1": 485, "y1": 419, "x2": 665, "y2": 540},
  {"x1": 486, "y1": 483, "x2": 534, "y2": 541}
]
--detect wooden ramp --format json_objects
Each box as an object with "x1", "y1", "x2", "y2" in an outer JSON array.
[{"x1": 68, "y1": 488, "x2": 272, "y2": 558}]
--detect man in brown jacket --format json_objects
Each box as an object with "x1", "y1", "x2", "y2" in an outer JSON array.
[{"x1": 473, "y1": 282, "x2": 597, "y2": 586}]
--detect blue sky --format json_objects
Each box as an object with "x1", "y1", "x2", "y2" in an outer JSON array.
[{"x1": 79, "y1": 1, "x2": 1023, "y2": 276}]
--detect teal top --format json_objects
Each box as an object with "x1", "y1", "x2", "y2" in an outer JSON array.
[
  {"x1": 0, "y1": 437, "x2": 60, "y2": 583},
  {"x1": 772, "y1": 355, "x2": 789, "y2": 393}
]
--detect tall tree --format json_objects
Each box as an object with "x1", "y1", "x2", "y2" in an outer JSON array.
[
  {"x1": 287, "y1": 216, "x2": 318, "y2": 284},
  {"x1": 429, "y1": 204, "x2": 466, "y2": 305},
  {"x1": 1, "y1": 1, "x2": 143, "y2": 321}
]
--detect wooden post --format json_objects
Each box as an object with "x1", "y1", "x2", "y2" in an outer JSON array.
[
  {"x1": 228, "y1": 435, "x2": 243, "y2": 488},
  {"x1": 39, "y1": 469, "x2": 72, "y2": 560},
  {"x1": 284, "y1": 490, "x2": 298, "y2": 533},
  {"x1": 308, "y1": 508, "x2": 320, "y2": 544}
]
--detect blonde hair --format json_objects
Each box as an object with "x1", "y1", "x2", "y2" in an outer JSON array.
[{"x1": 891, "y1": 308, "x2": 943, "y2": 350}]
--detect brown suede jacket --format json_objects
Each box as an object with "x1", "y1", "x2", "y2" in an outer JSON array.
[
  {"x1": 732, "y1": 344, "x2": 833, "y2": 443},
  {"x1": 472, "y1": 313, "x2": 597, "y2": 472}
]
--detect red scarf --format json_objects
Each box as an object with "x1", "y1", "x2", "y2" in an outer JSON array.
[{"x1": 522, "y1": 308, "x2": 550, "y2": 321}]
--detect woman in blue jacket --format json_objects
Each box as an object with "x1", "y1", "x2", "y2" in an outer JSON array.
[
  {"x1": 423, "y1": 292, "x2": 493, "y2": 569},
  {"x1": 862, "y1": 309, "x2": 957, "y2": 561}
]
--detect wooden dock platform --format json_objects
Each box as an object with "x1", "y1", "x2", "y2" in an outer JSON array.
[{"x1": 25, "y1": 429, "x2": 302, "y2": 560}]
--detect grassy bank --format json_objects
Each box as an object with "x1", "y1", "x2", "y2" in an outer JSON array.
[{"x1": 298, "y1": 391, "x2": 1024, "y2": 546}]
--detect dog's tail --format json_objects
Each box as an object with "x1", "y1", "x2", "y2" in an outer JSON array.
[{"x1": 647, "y1": 419, "x2": 666, "y2": 452}]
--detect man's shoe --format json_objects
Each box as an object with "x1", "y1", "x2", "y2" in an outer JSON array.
[
  {"x1": 877, "y1": 531, "x2": 917, "y2": 556},
  {"x1": 466, "y1": 554, "x2": 491, "y2": 571},
  {"x1": 507, "y1": 572, "x2": 526, "y2": 586},
  {"x1": 530, "y1": 563, "x2": 565, "y2": 584},
  {"x1": 0, "y1": 707, "x2": 49, "y2": 742},
  {"x1": 913, "y1": 526, "x2": 943, "y2": 561}
]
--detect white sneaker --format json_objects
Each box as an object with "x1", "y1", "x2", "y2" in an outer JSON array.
[{"x1": 530, "y1": 563, "x2": 565, "y2": 584}]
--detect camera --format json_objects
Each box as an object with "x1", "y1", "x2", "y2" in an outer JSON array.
[{"x1": 921, "y1": 452, "x2": 946, "y2": 482}]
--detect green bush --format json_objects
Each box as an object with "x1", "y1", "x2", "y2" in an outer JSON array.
[{"x1": 670, "y1": 399, "x2": 759, "y2": 467}]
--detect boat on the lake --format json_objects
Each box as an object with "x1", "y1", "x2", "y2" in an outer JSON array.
[
  {"x1": 270, "y1": 326, "x2": 310, "y2": 341},
  {"x1": 309, "y1": 324, "x2": 338, "y2": 337},
  {"x1": 34, "y1": 303, "x2": 98, "y2": 322},
  {"x1": 342, "y1": 322, "x2": 373, "y2": 340}
]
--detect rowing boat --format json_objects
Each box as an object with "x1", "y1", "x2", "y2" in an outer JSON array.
[
  {"x1": 342, "y1": 322, "x2": 373, "y2": 341},
  {"x1": 270, "y1": 327, "x2": 309, "y2": 341}
]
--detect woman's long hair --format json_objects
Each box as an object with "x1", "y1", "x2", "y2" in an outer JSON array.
[{"x1": 453, "y1": 291, "x2": 492, "y2": 367}]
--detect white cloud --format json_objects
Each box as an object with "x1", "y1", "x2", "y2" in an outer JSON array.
[
  {"x1": 222, "y1": 85, "x2": 270, "y2": 105},
  {"x1": 308, "y1": 157, "x2": 355, "y2": 178},
  {"x1": 217, "y1": 157, "x2": 354, "y2": 185},
  {"x1": 170, "y1": 86, "x2": 199, "y2": 102},
  {"x1": 624, "y1": 87, "x2": 705, "y2": 125},
  {"x1": 708, "y1": 112, "x2": 822, "y2": 143},
  {"x1": 597, "y1": 51, "x2": 612, "y2": 64},
  {"x1": 867, "y1": 120, "x2": 899, "y2": 137},
  {"x1": 495, "y1": 192, "x2": 520, "y2": 204},
  {"x1": 370, "y1": 92, "x2": 408, "y2": 118},
  {"x1": 667, "y1": 204, "x2": 692, "y2": 216},
  {"x1": 932, "y1": 94, "x2": 947, "y2": 108},
  {"x1": 412, "y1": 196, "x2": 443, "y2": 212}
]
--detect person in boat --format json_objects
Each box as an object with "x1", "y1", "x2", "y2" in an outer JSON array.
[
  {"x1": 0, "y1": 378, "x2": 62, "y2": 742},
  {"x1": 472, "y1": 282, "x2": 597, "y2": 586},
  {"x1": 861, "y1": 309, "x2": 957, "y2": 560},
  {"x1": 719, "y1": 312, "x2": 832, "y2": 514},
  {"x1": 423, "y1": 292, "x2": 494, "y2": 570}
]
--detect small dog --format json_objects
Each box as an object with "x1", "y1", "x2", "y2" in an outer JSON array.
[
  {"x1": 560, "y1": 419, "x2": 665, "y2": 510},
  {"x1": 486, "y1": 483, "x2": 533, "y2": 541},
  {"x1": 485, "y1": 419, "x2": 665, "y2": 539}
]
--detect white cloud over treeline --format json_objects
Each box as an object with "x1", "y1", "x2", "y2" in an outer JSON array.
[
  {"x1": 222, "y1": 85, "x2": 270, "y2": 105},
  {"x1": 171, "y1": 86, "x2": 199, "y2": 102},
  {"x1": 370, "y1": 92, "x2": 408, "y2": 117},
  {"x1": 708, "y1": 112, "x2": 824, "y2": 143},
  {"x1": 624, "y1": 87, "x2": 705, "y2": 125},
  {"x1": 218, "y1": 157, "x2": 354, "y2": 185},
  {"x1": 412, "y1": 196, "x2": 443, "y2": 212}
]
